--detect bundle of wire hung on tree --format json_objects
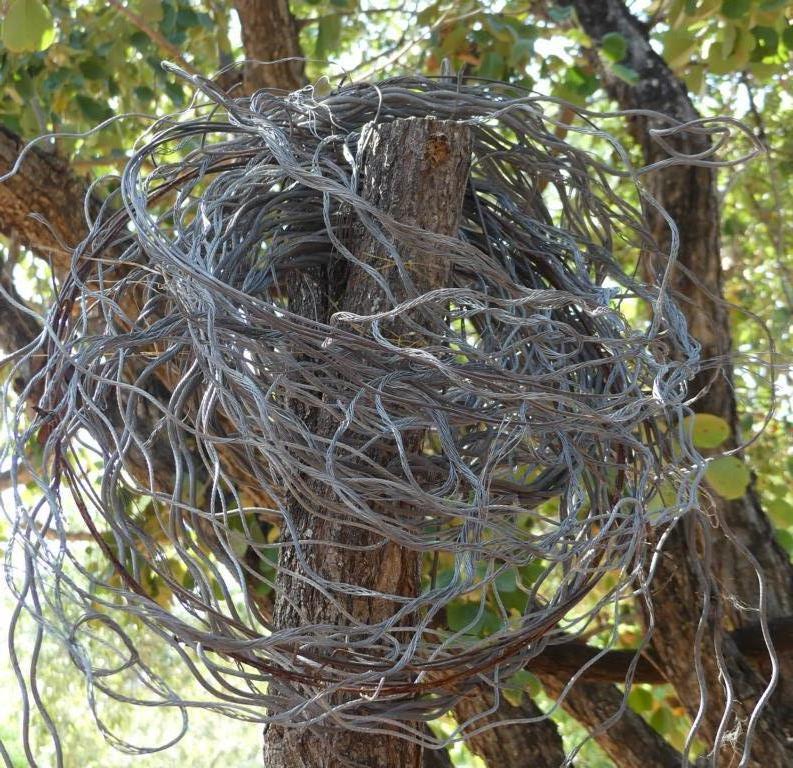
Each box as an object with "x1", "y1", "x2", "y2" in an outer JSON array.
[{"x1": 1, "y1": 71, "x2": 761, "y2": 757}]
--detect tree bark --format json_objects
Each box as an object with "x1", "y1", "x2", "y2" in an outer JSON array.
[
  {"x1": 0, "y1": 249, "x2": 42, "y2": 388},
  {"x1": 543, "y1": 675, "x2": 682, "y2": 768},
  {"x1": 0, "y1": 130, "x2": 91, "y2": 394},
  {"x1": 453, "y1": 687, "x2": 565, "y2": 768},
  {"x1": 262, "y1": 117, "x2": 471, "y2": 768},
  {"x1": 233, "y1": 0, "x2": 305, "y2": 93},
  {"x1": 421, "y1": 742, "x2": 454, "y2": 768},
  {"x1": 569, "y1": 0, "x2": 793, "y2": 762},
  {"x1": 0, "y1": 127, "x2": 88, "y2": 273}
]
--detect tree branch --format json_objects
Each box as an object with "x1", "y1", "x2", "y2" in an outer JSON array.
[
  {"x1": 543, "y1": 674, "x2": 683, "y2": 768},
  {"x1": 0, "y1": 127, "x2": 90, "y2": 273},
  {"x1": 454, "y1": 686, "x2": 565, "y2": 767},
  {"x1": 525, "y1": 616, "x2": 793, "y2": 683}
]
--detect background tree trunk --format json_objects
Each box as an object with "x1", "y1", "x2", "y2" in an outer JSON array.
[
  {"x1": 570, "y1": 1, "x2": 793, "y2": 762},
  {"x1": 233, "y1": 0, "x2": 305, "y2": 93},
  {"x1": 262, "y1": 117, "x2": 471, "y2": 768}
]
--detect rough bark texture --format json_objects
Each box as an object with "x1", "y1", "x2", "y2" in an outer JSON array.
[
  {"x1": 453, "y1": 687, "x2": 565, "y2": 768},
  {"x1": 0, "y1": 129, "x2": 90, "y2": 396},
  {"x1": 421, "y1": 742, "x2": 454, "y2": 768},
  {"x1": 543, "y1": 675, "x2": 682, "y2": 768},
  {"x1": 570, "y1": 0, "x2": 793, "y2": 762},
  {"x1": 233, "y1": 0, "x2": 305, "y2": 93},
  {"x1": 0, "y1": 127, "x2": 89, "y2": 274},
  {"x1": 262, "y1": 117, "x2": 472, "y2": 768},
  {"x1": 0, "y1": 254, "x2": 42, "y2": 386}
]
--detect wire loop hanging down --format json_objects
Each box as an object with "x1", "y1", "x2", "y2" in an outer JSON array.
[{"x1": 1, "y1": 72, "x2": 765, "y2": 759}]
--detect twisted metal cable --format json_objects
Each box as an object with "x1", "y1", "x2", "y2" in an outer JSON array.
[{"x1": 0, "y1": 72, "x2": 769, "y2": 763}]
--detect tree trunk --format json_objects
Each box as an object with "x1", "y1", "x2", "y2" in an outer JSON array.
[
  {"x1": 233, "y1": 0, "x2": 305, "y2": 93},
  {"x1": 262, "y1": 117, "x2": 471, "y2": 768},
  {"x1": 570, "y1": 1, "x2": 793, "y2": 762}
]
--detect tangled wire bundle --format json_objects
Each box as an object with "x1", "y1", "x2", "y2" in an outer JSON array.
[{"x1": 1, "y1": 72, "x2": 763, "y2": 757}]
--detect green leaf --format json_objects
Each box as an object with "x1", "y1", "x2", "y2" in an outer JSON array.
[
  {"x1": 79, "y1": 57, "x2": 106, "y2": 80},
  {"x1": 226, "y1": 529, "x2": 248, "y2": 558},
  {"x1": 478, "y1": 51, "x2": 505, "y2": 80},
  {"x1": 723, "y1": 216, "x2": 741, "y2": 237},
  {"x1": 440, "y1": 25, "x2": 468, "y2": 56},
  {"x1": 315, "y1": 13, "x2": 342, "y2": 59},
  {"x1": 628, "y1": 686, "x2": 654, "y2": 712},
  {"x1": 748, "y1": 60, "x2": 780, "y2": 79},
  {"x1": 41, "y1": 67, "x2": 71, "y2": 93},
  {"x1": 176, "y1": 8, "x2": 199, "y2": 28},
  {"x1": 500, "y1": 587, "x2": 528, "y2": 613},
  {"x1": 417, "y1": 2, "x2": 440, "y2": 26},
  {"x1": 181, "y1": 568, "x2": 195, "y2": 590},
  {"x1": 503, "y1": 684, "x2": 524, "y2": 706},
  {"x1": 164, "y1": 80, "x2": 185, "y2": 105},
  {"x1": 160, "y1": 1, "x2": 186, "y2": 45},
  {"x1": 751, "y1": 26, "x2": 780, "y2": 61},
  {"x1": 759, "y1": 0, "x2": 788, "y2": 10},
  {"x1": 134, "y1": 85, "x2": 156, "y2": 102},
  {"x1": 520, "y1": 559, "x2": 546, "y2": 584},
  {"x1": 686, "y1": 0, "x2": 722, "y2": 19},
  {"x1": 75, "y1": 94, "x2": 113, "y2": 123},
  {"x1": 684, "y1": 413, "x2": 731, "y2": 449},
  {"x1": 130, "y1": 30, "x2": 151, "y2": 52},
  {"x1": 1, "y1": 0, "x2": 55, "y2": 53},
  {"x1": 683, "y1": 63, "x2": 706, "y2": 93},
  {"x1": 732, "y1": 27, "x2": 756, "y2": 66},
  {"x1": 705, "y1": 456, "x2": 751, "y2": 499},
  {"x1": 502, "y1": 670, "x2": 539, "y2": 706},
  {"x1": 549, "y1": 5, "x2": 574, "y2": 22},
  {"x1": 484, "y1": 15, "x2": 516, "y2": 43},
  {"x1": 494, "y1": 569, "x2": 518, "y2": 593},
  {"x1": 509, "y1": 38, "x2": 534, "y2": 67},
  {"x1": 647, "y1": 479, "x2": 677, "y2": 515},
  {"x1": 565, "y1": 65, "x2": 599, "y2": 96},
  {"x1": 661, "y1": 29, "x2": 699, "y2": 68},
  {"x1": 650, "y1": 706, "x2": 673, "y2": 734},
  {"x1": 446, "y1": 601, "x2": 481, "y2": 632},
  {"x1": 707, "y1": 41, "x2": 734, "y2": 74},
  {"x1": 430, "y1": 567, "x2": 455, "y2": 590},
  {"x1": 601, "y1": 31, "x2": 628, "y2": 62},
  {"x1": 195, "y1": 11, "x2": 213, "y2": 29},
  {"x1": 775, "y1": 528, "x2": 793, "y2": 554},
  {"x1": 721, "y1": 0, "x2": 751, "y2": 19},
  {"x1": 611, "y1": 62, "x2": 640, "y2": 84},
  {"x1": 768, "y1": 498, "x2": 793, "y2": 527}
]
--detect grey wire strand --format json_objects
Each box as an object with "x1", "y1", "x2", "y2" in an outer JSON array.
[{"x1": 0, "y1": 72, "x2": 772, "y2": 762}]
